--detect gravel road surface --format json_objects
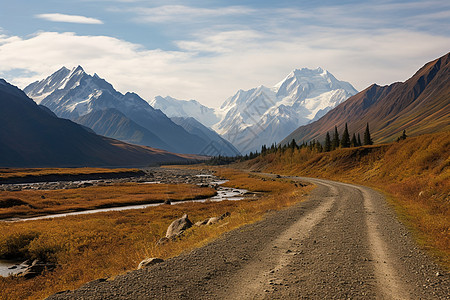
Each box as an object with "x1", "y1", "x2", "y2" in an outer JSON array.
[{"x1": 48, "y1": 176, "x2": 449, "y2": 299}]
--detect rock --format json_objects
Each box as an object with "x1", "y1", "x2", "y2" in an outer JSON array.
[
  {"x1": 157, "y1": 237, "x2": 170, "y2": 245},
  {"x1": 419, "y1": 191, "x2": 425, "y2": 197},
  {"x1": 195, "y1": 219, "x2": 210, "y2": 226},
  {"x1": 165, "y1": 214, "x2": 193, "y2": 239},
  {"x1": 206, "y1": 217, "x2": 220, "y2": 225},
  {"x1": 17, "y1": 259, "x2": 56, "y2": 279},
  {"x1": 219, "y1": 212, "x2": 231, "y2": 220},
  {"x1": 138, "y1": 258, "x2": 164, "y2": 269},
  {"x1": 436, "y1": 272, "x2": 442, "y2": 277}
]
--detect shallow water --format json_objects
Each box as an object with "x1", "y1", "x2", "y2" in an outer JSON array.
[
  {"x1": 2, "y1": 180, "x2": 248, "y2": 223},
  {"x1": 0, "y1": 259, "x2": 25, "y2": 277}
]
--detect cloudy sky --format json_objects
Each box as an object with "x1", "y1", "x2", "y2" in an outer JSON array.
[{"x1": 0, "y1": 0, "x2": 449, "y2": 108}]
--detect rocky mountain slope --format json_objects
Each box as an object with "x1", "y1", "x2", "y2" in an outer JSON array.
[
  {"x1": 171, "y1": 117, "x2": 240, "y2": 156},
  {"x1": 282, "y1": 52, "x2": 450, "y2": 145},
  {"x1": 214, "y1": 68, "x2": 357, "y2": 153},
  {"x1": 149, "y1": 68, "x2": 357, "y2": 154},
  {"x1": 0, "y1": 79, "x2": 201, "y2": 167},
  {"x1": 150, "y1": 96, "x2": 221, "y2": 128},
  {"x1": 24, "y1": 67, "x2": 213, "y2": 154}
]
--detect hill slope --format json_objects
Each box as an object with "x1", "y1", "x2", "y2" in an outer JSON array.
[
  {"x1": 171, "y1": 116, "x2": 240, "y2": 156},
  {"x1": 0, "y1": 79, "x2": 201, "y2": 167},
  {"x1": 24, "y1": 67, "x2": 209, "y2": 154},
  {"x1": 75, "y1": 108, "x2": 170, "y2": 150},
  {"x1": 282, "y1": 52, "x2": 450, "y2": 145},
  {"x1": 242, "y1": 131, "x2": 450, "y2": 265}
]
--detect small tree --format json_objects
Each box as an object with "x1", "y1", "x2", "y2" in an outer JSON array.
[
  {"x1": 357, "y1": 133, "x2": 362, "y2": 146},
  {"x1": 290, "y1": 138, "x2": 297, "y2": 150},
  {"x1": 324, "y1": 132, "x2": 332, "y2": 152},
  {"x1": 332, "y1": 126, "x2": 340, "y2": 150},
  {"x1": 351, "y1": 133, "x2": 357, "y2": 147},
  {"x1": 340, "y1": 123, "x2": 351, "y2": 148},
  {"x1": 397, "y1": 130, "x2": 407, "y2": 142},
  {"x1": 364, "y1": 123, "x2": 373, "y2": 145}
]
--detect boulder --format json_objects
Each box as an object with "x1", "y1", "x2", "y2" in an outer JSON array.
[
  {"x1": 137, "y1": 258, "x2": 164, "y2": 270},
  {"x1": 195, "y1": 219, "x2": 210, "y2": 227},
  {"x1": 207, "y1": 212, "x2": 231, "y2": 225},
  {"x1": 165, "y1": 214, "x2": 193, "y2": 239},
  {"x1": 206, "y1": 217, "x2": 220, "y2": 225}
]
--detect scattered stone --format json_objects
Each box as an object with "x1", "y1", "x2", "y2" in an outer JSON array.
[
  {"x1": 17, "y1": 259, "x2": 56, "y2": 279},
  {"x1": 436, "y1": 272, "x2": 442, "y2": 277},
  {"x1": 195, "y1": 219, "x2": 210, "y2": 227},
  {"x1": 138, "y1": 258, "x2": 164, "y2": 269},
  {"x1": 219, "y1": 212, "x2": 231, "y2": 220},
  {"x1": 165, "y1": 214, "x2": 193, "y2": 239},
  {"x1": 157, "y1": 237, "x2": 170, "y2": 245},
  {"x1": 206, "y1": 217, "x2": 220, "y2": 225}
]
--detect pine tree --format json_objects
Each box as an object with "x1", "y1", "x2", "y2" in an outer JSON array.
[
  {"x1": 324, "y1": 132, "x2": 332, "y2": 152},
  {"x1": 357, "y1": 133, "x2": 362, "y2": 146},
  {"x1": 351, "y1": 133, "x2": 357, "y2": 147},
  {"x1": 332, "y1": 126, "x2": 340, "y2": 150},
  {"x1": 340, "y1": 123, "x2": 351, "y2": 148},
  {"x1": 315, "y1": 140, "x2": 323, "y2": 152},
  {"x1": 364, "y1": 123, "x2": 373, "y2": 145},
  {"x1": 290, "y1": 138, "x2": 297, "y2": 150}
]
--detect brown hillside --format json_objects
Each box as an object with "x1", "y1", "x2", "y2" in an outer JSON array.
[
  {"x1": 243, "y1": 131, "x2": 450, "y2": 265},
  {"x1": 283, "y1": 52, "x2": 450, "y2": 144}
]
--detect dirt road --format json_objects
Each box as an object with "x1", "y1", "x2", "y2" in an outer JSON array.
[{"x1": 48, "y1": 176, "x2": 448, "y2": 299}]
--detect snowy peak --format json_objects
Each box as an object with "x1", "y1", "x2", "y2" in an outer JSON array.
[
  {"x1": 215, "y1": 67, "x2": 358, "y2": 153},
  {"x1": 150, "y1": 95, "x2": 221, "y2": 128}
]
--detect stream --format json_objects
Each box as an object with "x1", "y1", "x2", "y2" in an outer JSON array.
[{"x1": 0, "y1": 179, "x2": 250, "y2": 275}]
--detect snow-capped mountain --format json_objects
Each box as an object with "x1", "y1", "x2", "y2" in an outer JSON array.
[
  {"x1": 149, "y1": 96, "x2": 221, "y2": 128},
  {"x1": 170, "y1": 116, "x2": 240, "y2": 156},
  {"x1": 24, "y1": 66, "x2": 212, "y2": 154},
  {"x1": 213, "y1": 68, "x2": 358, "y2": 153}
]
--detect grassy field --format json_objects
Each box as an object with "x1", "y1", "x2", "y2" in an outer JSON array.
[
  {"x1": 0, "y1": 168, "x2": 141, "y2": 179},
  {"x1": 0, "y1": 168, "x2": 310, "y2": 300},
  {"x1": 239, "y1": 131, "x2": 450, "y2": 267},
  {"x1": 0, "y1": 183, "x2": 216, "y2": 219}
]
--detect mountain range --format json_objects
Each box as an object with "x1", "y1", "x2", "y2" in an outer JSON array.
[
  {"x1": 150, "y1": 68, "x2": 357, "y2": 154},
  {"x1": 24, "y1": 67, "x2": 237, "y2": 156},
  {"x1": 149, "y1": 96, "x2": 222, "y2": 128},
  {"x1": 282, "y1": 52, "x2": 450, "y2": 146},
  {"x1": 0, "y1": 79, "x2": 202, "y2": 167}
]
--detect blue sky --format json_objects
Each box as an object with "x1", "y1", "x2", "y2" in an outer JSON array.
[{"x1": 0, "y1": 0, "x2": 449, "y2": 107}]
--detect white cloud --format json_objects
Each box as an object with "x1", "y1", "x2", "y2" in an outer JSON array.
[
  {"x1": 35, "y1": 13, "x2": 103, "y2": 24},
  {"x1": 129, "y1": 5, "x2": 255, "y2": 23},
  {"x1": 0, "y1": 29, "x2": 448, "y2": 109}
]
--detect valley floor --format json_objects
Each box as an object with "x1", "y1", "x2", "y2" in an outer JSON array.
[{"x1": 48, "y1": 175, "x2": 448, "y2": 299}]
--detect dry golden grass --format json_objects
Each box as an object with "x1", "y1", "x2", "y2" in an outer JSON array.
[
  {"x1": 0, "y1": 183, "x2": 217, "y2": 219},
  {"x1": 0, "y1": 168, "x2": 141, "y2": 179},
  {"x1": 0, "y1": 168, "x2": 310, "y2": 300},
  {"x1": 240, "y1": 131, "x2": 450, "y2": 267}
]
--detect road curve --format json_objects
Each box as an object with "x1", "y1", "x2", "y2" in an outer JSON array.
[{"x1": 48, "y1": 176, "x2": 448, "y2": 299}]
